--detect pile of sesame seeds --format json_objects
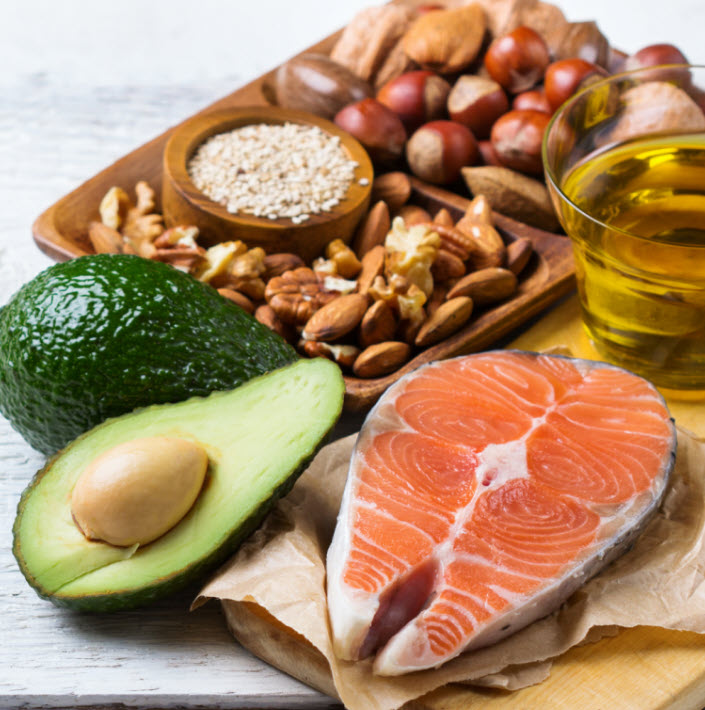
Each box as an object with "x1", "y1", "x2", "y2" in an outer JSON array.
[{"x1": 188, "y1": 122, "x2": 364, "y2": 223}]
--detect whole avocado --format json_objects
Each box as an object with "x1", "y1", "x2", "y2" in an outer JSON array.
[{"x1": 0, "y1": 254, "x2": 298, "y2": 454}]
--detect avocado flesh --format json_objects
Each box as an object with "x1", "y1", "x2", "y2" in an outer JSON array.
[
  {"x1": 13, "y1": 358, "x2": 344, "y2": 611},
  {"x1": 0, "y1": 254, "x2": 297, "y2": 455}
]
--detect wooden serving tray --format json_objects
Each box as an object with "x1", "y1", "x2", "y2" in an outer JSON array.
[{"x1": 31, "y1": 28, "x2": 575, "y2": 413}]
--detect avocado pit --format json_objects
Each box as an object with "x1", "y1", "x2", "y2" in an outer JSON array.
[{"x1": 70, "y1": 436, "x2": 208, "y2": 547}]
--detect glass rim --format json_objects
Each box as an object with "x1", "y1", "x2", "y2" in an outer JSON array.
[{"x1": 541, "y1": 63, "x2": 705, "y2": 246}]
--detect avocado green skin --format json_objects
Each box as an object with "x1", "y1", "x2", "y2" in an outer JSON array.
[
  {"x1": 12, "y1": 428, "x2": 335, "y2": 613},
  {"x1": 0, "y1": 254, "x2": 297, "y2": 455}
]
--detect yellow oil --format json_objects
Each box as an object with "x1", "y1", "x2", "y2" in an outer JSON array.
[{"x1": 559, "y1": 133, "x2": 705, "y2": 390}]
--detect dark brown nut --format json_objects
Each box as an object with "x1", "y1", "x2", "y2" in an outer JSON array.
[
  {"x1": 334, "y1": 98, "x2": 407, "y2": 165},
  {"x1": 254, "y1": 304, "x2": 295, "y2": 342},
  {"x1": 406, "y1": 120, "x2": 478, "y2": 185},
  {"x1": 490, "y1": 109, "x2": 551, "y2": 176},
  {"x1": 461, "y1": 165, "x2": 560, "y2": 232},
  {"x1": 353, "y1": 341, "x2": 411, "y2": 378},
  {"x1": 397, "y1": 316, "x2": 425, "y2": 345},
  {"x1": 447, "y1": 267, "x2": 517, "y2": 304},
  {"x1": 88, "y1": 221, "x2": 125, "y2": 254},
  {"x1": 431, "y1": 249, "x2": 466, "y2": 283},
  {"x1": 477, "y1": 139, "x2": 504, "y2": 167},
  {"x1": 432, "y1": 207, "x2": 455, "y2": 228},
  {"x1": 447, "y1": 76, "x2": 509, "y2": 139},
  {"x1": 397, "y1": 204, "x2": 433, "y2": 227},
  {"x1": 217, "y1": 288, "x2": 255, "y2": 314},
  {"x1": 377, "y1": 70, "x2": 451, "y2": 132},
  {"x1": 359, "y1": 300, "x2": 398, "y2": 349},
  {"x1": 371, "y1": 172, "x2": 412, "y2": 213},
  {"x1": 402, "y1": 4, "x2": 487, "y2": 75},
  {"x1": 512, "y1": 89, "x2": 552, "y2": 114},
  {"x1": 623, "y1": 44, "x2": 690, "y2": 85},
  {"x1": 426, "y1": 283, "x2": 449, "y2": 317},
  {"x1": 506, "y1": 237, "x2": 534, "y2": 276},
  {"x1": 484, "y1": 26, "x2": 550, "y2": 95},
  {"x1": 357, "y1": 245, "x2": 387, "y2": 295},
  {"x1": 415, "y1": 296, "x2": 473, "y2": 347},
  {"x1": 272, "y1": 53, "x2": 373, "y2": 120},
  {"x1": 352, "y1": 200, "x2": 391, "y2": 258},
  {"x1": 263, "y1": 253, "x2": 305, "y2": 280},
  {"x1": 301, "y1": 340, "x2": 360, "y2": 369},
  {"x1": 302, "y1": 293, "x2": 370, "y2": 342},
  {"x1": 543, "y1": 59, "x2": 607, "y2": 112}
]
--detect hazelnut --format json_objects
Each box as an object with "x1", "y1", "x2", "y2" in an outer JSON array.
[
  {"x1": 377, "y1": 70, "x2": 451, "y2": 133},
  {"x1": 447, "y1": 76, "x2": 509, "y2": 139},
  {"x1": 484, "y1": 26, "x2": 550, "y2": 95},
  {"x1": 71, "y1": 437, "x2": 208, "y2": 547},
  {"x1": 490, "y1": 109, "x2": 551, "y2": 176},
  {"x1": 334, "y1": 98, "x2": 407, "y2": 164},
  {"x1": 406, "y1": 120, "x2": 478, "y2": 184},
  {"x1": 544, "y1": 59, "x2": 607, "y2": 111},
  {"x1": 512, "y1": 88, "x2": 552, "y2": 114}
]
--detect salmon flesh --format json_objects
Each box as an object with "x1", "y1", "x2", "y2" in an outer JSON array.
[{"x1": 326, "y1": 351, "x2": 676, "y2": 674}]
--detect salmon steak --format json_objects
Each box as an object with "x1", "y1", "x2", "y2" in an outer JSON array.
[{"x1": 326, "y1": 351, "x2": 676, "y2": 675}]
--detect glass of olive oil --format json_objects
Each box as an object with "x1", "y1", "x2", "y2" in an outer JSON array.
[{"x1": 543, "y1": 65, "x2": 705, "y2": 391}]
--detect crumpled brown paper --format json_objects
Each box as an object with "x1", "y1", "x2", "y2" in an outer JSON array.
[{"x1": 196, "y1": 424, "x2": 705, "y2": 710}]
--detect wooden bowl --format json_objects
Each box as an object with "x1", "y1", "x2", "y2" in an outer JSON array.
[{"x1": 162, "y1": 106, "x2": 373, "y2": 262}]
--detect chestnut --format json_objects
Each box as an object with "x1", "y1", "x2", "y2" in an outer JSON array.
[
  {"x1": 544, "y1": 58, "x2": 607, "y2": 111},
  {"x1": 512, "y1": 88, "x2": 552, "y2": 114},
  {"x1": 406, "y1": 120, "x2": 478, "y2": 184},
  {"x1": 478, "y1": 139, "x2": 503, "y2": 167},
  {"x1": 484, "y1": 26, "x2": 550, "y2": 94},
  {"x1": 335, "y1": 98, "x2": 407, "y2": 165},
  {"x1": 490, "y1": 109, "x2": 551, "y2": 175},
  {"x1": 377, "y1": 70, "x2": 451, "y2": 133},
  {"x1": 447, "y1": 75, "x2": 509, "y2": 139},
  {"x1": 624, "y1": 43, "x2": 691, "y2": 86}
]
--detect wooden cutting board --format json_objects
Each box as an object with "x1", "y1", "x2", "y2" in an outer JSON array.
[{"x1": 223, "y1": 299, "x2": 705, "y2": 710}]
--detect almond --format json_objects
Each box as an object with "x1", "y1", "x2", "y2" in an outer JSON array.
[
  {"x1": 303, "y1": 293, "x2": 369, "y2": 342},
  {"x1": 353, "y1": 341, "x2": 411, "y2": 378},
  {"x1": 397, "y1": 204, "x2": 432, "y2": 227},
  {"x1": 371, "y1": 172, "x2": 412, "y2": 213},
  {"x1": 506, "y1": 237, "x2": 534, "y2": 275},
  {"x1": 447, "y1": 267, "x2": 517, "y2": 305},
  {"x1": 426, "y1": 283, "x2": 449, "y2": 317},
  {"x1": 402, "y1": 4, "x2": 487, "y2": 75},
  {"x1": 359, "y1": 300, "x2": 397, "y2": 349},
  {"x1": 357, "y1": 245, "x2": 386, "y2": 295},
  {"x1": 255, "y1": 304, "x2": 295, "y2": 342},
  {"x1": 352, "y1": 200, "x2": 391, "y2": 258},
  {"x1": 217, "y1": 288, "x2": 255, "y2": 314},
  {"x1": 88, "y1": 221, "x2": 124, "y2": 254},
  {"x1": 301, "y1": 340, "x2": 360, "y2": 369},
  {"x1": 433, "y1": 207, "x2": 455, "y2": 228},
  {"x1": 455, "y1": 194, "x2": 506, "y2": 269},
  {"x1": 431, "y1": 248, "x2": 466, "y2": 283},
  {"x1": 415, "y1": 296, "x2": 473, "y2": 347}
]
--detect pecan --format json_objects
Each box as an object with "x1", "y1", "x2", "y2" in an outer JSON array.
[
  {"x1": 151, "y1": 225, "x2": 206, "y2": 268},
  {"x1": 265, "y1": 267, "x2": 337, "y2": 326},
  {"x1": 424, "y1": 223, "x2": 470, "y2": 261},
  {"x1": 415, "y1": 296, "x2": 473, "y2": 347},
  {"x1": 263, "y1": 253, "x2": 305, "y2": 280}
]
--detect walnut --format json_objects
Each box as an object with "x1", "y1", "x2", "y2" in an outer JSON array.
[
  {"x1": 152, "y1": 226, "x2": 206, "y2": 272},
  {"x1": 196, "y1": 241, "x2": 267, "y2": 300},
  {"x1": 265, "y1": 267, "x2": 339, "y2": 326},
  {"x1": 384, "y1": 217, "x2": 440, "y2": 298},
  {"x1": 99, "y1": 187, "x2": 130, "y2": 230},
  {"x1": 326, "y1": 239, "x2": 362, "y2": 279},
  {"x1": 369, "y1": 274, "x2": 427, "y2": 329}
]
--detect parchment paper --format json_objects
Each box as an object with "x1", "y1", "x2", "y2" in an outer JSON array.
[{"x1": 196, "y1": 421, "x2": 705, "y2": 710}]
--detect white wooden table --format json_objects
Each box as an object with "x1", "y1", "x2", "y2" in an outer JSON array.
[{"x1": 1, "y1": 1, "x2": 704, "y2": 708}]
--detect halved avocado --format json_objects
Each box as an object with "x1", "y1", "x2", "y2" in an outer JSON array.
[{"x1": 13, "y1": 358, "x2": 344, "y2": 612}]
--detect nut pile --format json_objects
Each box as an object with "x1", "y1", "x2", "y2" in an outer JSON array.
[
  {"x1": 187, "y1": 123, "x2": 361, "y2": 223},
  {"x1": 269, "y1": 0, "x2": 700, "y2": 230},
  {"x1": 90, "y1": 173, "x2": 534, "y2": 380}
]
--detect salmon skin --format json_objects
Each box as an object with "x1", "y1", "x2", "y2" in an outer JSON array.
[{"x1": 326, "y1": 351, "x2": 676, "y2": 675}]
